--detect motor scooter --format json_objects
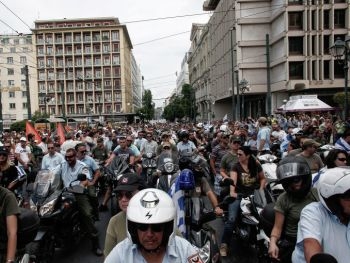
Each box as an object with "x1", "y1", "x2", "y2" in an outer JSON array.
[
  {"x1": 141, "y1": 152, "x2": 157, "y2": 187},
  {"x1": 26, "y1": 170, "x2": 87, "y2": 263}
]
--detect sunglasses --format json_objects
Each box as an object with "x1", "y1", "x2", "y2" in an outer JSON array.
[
  {"x1": 136, "y1": 223, "x2": 164, "y2": 232},
  {"x1": 65, "y1": 155, "x2": 75, "y2": 159},
  {"x1": 127, "y1": 140, "x2": 133, "y2": 142},
  {"x1": 233, "y1": 141, "x2": 240, "y2": 144},
  {"x1": 337, "y1": 158, "x2": 347, "y2": 162},
  {"x1": 48, "y1": 147, "x2": 55, "y2": 149},
  {"x1": 116, "y1": 191, "x2": 133, "y2": 199},
  {"x1": 163, "y1": 147, "x2": 170, "y2": 150},
  {"x1": 0, "y1": 153, "x2": 7, "y2": 157},
  {"x1": 79, "y1": 150, "x2": 87, "y2": 154}
]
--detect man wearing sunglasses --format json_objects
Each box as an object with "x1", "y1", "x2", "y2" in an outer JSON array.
[
  {"x1": 104, "y1": 173, "x2": 146, "y2": 257},
  {"x1": 41, "y1": 142, "x2": 65, "y2": 170},
  {"x1": 292, "y1": 167, "x2": 350, "y2": 263},
  {"x1": 52, "y1": 148, "x2": 103, "y2": 256},
  {"x1": 104, "y1": 188, "x2": 202, "y2": 263}
]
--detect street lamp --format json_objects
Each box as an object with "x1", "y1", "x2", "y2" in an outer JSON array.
[
  {"x1": 39, "y1": 92, "x2": 53, "y2": 116},
  {"x1": 239, "y1": 79, "x2": 250, "y2": 119},
  {"x1": 330, "y1": 36, "x2": 350, "y2": 120}
]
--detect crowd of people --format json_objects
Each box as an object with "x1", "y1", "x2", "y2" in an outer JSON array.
[{"x1": 0, "y1": 112, "x2": 350, "y2": 262}]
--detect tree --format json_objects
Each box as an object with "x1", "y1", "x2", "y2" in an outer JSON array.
[
  {"x1": 10, "y1": 120, "x2": 26, "y2": 132},
  {"x1": 138, "y1": 89, "x2": 155, "y2": 121},
  {"x1": 333, "y1": 92, "x2": 350, "y2": 107}
]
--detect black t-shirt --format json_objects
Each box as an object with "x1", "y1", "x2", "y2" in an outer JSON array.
[
  {"x1": 0, "y1": 165, "x2": 19, "y2": 189},
  {"x1": 232, "y1": 162, "x2": 262, "y2": 196}
]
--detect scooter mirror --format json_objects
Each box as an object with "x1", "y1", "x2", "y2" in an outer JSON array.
[
  {"x1": 310, "y1": 253, "x2": 337, "y2": 263},
  {"x1": 219, "y1": 178, "x2": 234, "y2": 187},
  {"x1": 77, "y1": 173, "x2": 87, "y2": 181}
]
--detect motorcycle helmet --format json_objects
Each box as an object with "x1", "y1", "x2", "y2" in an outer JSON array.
[
  {"x1": 317, "y1": 167, "x2": 350, "y2": 220},
  {"x1": 276, "y1": 156, "x2": 312, "y2": 198},
  {"x1": 127, "y1": 188, "x2": 176, "y2": 251},
  {"x1": 178, "y1": 168, "x2": 195, "y2": 190}
]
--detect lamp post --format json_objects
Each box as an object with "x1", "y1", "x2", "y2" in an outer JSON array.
[
  {"x1": 239, "y1": 79, "x2": 250, "y2": 119},
  {"x1": 330, "y1": 36, "x2": 350, "y2": 120},
  {"x1": 39, "y1": 92, "x2": 53, "y2": 116}
]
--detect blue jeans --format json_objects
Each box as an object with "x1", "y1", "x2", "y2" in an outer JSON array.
[{"x1": 221, "y1": 199, "x2": 241, "y2": 244}]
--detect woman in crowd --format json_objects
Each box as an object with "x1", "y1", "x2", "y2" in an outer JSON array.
[{"x1": 220, "y1": 146, "x2": 266, "y2": 257}]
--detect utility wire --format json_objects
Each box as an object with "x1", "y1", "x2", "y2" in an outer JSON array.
[
  {"x1": 0, "y1": 19, "x2": 19, "y2": 34},
  {"x1": 0, "y1": 0, "x2": 31, "y2": 30}
]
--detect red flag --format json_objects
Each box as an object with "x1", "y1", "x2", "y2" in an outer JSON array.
[
  {"x1": 56, "y1": 122, "x2": 66, "y2": 145},
  {"x1": 25, "y1": 121, "x2": 42, "y2": 143}
]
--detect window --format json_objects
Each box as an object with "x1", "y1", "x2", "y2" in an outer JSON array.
[
  {"x1": 334, "y1": 61, "x2": 344, "y2": 78},
  {"x1": 288, "y1": 12, "x2": 303, "y2": 30},
  {"x1": 9, "y1": 103, "x2": 16, "y2": 109},
  {"x1": 21, "y1": 68, "x2": 26, "y2": 75},
  {"x1": 0, "y1": 48, "x2": 2, "y2": 53},
  {"x1": 111, "y1": 31, "x2": 119, "y2": 40},
  {"x1": 104, "y1": 68, "x2": 111, "y2": 77},
  {"x1": 8, "y1": 80, "x2": 14, "y2": 86},
  {"x1": 22, "y1": 102, "x2": 28, "y2": 109},
  {"x1": 289, "y1": 62, "x2": 304, "y2": 79},
  {"x1": 112, "y1": 55, "x2": 120, "y2": 65},
  {"x1": 324, "y1": 10, "x2": 329, "y2": 29},
  {"x1": 323, "y1": 35, "x2": 330, "y2": 54},
  {"x1": 289, "y1": 37, "x2": 303, "y2": 55},
  {"x1": 10, "y1": 47, "x2": 16, "y2": 53},
  {"x1": 9, "y1": 92, "x2": 15, "y2": 98},
  {"x1": 21, "y1": 80, "x2": 26, "y2": 88},
  {"x1": 334, "y1": 10, "x2": 345, "y2": 28},
  {"x1": 22, "y1": 91, "x2": 27, "y2": 98},
  {"x1": 7, "y1": 57, "x2": 13, "y2": 64},
  {"x1": 7, "y1": 68, "x2": 14, "y2": 75},
  {"x1": 20, "y1": 56, "x2": 27, "y2": 64},
  {"x1": 288, "y1": 0, "x2": 302, "y2": 5}
]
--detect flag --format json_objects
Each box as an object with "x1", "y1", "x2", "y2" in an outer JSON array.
[
  {"x1": 56, "y1": 122, "x2": 66, "y2": 145},
  {"x1": 169, "y1": 177, "x2": 186, "y2": 237},
  {"x1": 25, "y1": 121, "x2": 42, "y2": 143}
]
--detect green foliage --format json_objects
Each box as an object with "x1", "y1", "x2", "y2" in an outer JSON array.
[
  {"x1": 31, "y1": 110, "x2": 49, "y2": 123},
  {"x1": 10, "y1": 120, "x2": 26, "y2": 132},
  {"x1": 162, "y1": 84, "x2": 197, "y2": 122},
  {"x1": 138, "y1": 89, "x2": 155, "y2": 121}
]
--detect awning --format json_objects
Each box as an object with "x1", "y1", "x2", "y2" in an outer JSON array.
[
  {"x1": 276, "y1": 95, "x2": 334, "y2": 113},
  {"x1": 46, "y1": 117, "x2": 66, "y2": 123}
]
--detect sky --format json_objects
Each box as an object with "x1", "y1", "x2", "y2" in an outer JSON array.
[{"x1": 0, "y1": 0, "x2": 212, "y2": 107}]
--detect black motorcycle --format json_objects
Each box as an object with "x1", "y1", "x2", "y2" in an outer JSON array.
[
  {"x1": 156, "y1": 152, "x2": 179, "y2": 193},
  {"x1": 104, "y1": 156, "x2": 131, "y2": 216},
  {"x1": 141, "y1": 152, "x2": 157, "y2": 187},
  {"x1": 26, "y1": 170, "x2": 87, "y2": 263}
]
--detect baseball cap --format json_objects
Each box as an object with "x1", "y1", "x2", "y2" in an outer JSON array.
[
  {"x1": 20, "y1": 137, "x2": 27, "y2": 142},
  {"x1": 303, "y1": 139, "x2": 321, "y2": 148},
  {"x1": 0, "y1": 146, "x2": 8, "y2": 155},
  {"x1": 115, "y1": 173, "x2": 144, "y2": 192}
]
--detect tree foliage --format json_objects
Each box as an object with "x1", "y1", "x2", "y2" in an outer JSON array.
[
  {"x1": 333, "y1": 92, "x2": 350, "y2": 106},
  {"x1": 162, "y1": 84, "x2": 197, "y2": 122},
  {"x1": 138, "y1": 89, "x2": 155, "y2": 121},
  {"x1": 10, "y1": 120, "x2": 26, "y2": 132}
]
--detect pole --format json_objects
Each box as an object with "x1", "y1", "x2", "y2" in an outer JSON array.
[
  {"x1": 242, "y1": 91, "x2": 245, "y2": 119},
  {"x1": 0, "y1": 89, "x2": 3, "y2": 132},
  {"x1": 236, "y1": 70, "x2": 240, "y2": 121},
  {"x1": 230, "y1": 29, "x2": 236, "y2": 121},
  {"x1": 266, "y1": 34, "x2": 271, "y2": 116},
  {"x1": 60, "y1": 81, "x2": 66, "y2": 120},
  {"x1": 345, "y1": 62, "x2": 349, "y2": 120},
  {"x1": 24, "y1": 65, "x2": 32, "y2": 119}
]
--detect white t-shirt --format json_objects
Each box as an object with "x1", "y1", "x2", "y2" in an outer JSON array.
[{"x1": 15, "y1": 145, "x2": 31, "y2": 166}]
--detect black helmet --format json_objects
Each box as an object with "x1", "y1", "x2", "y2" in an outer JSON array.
[{"x1": 276, "y1": 156, "x2": 312, "y2": 198}]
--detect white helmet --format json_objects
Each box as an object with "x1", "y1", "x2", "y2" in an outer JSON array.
[
  {"x1": 126, "y1": 188, "x2": 176, "y2": 248},
  {"x1": 317, "y1": 167, "x2": 350, "y2": 215}
]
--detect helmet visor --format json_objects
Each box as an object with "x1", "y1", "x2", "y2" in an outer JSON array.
[{"x1": 277, "y1": 162, "x2": 310, "y2": 182}]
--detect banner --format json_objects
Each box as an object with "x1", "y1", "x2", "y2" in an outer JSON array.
[
  {"x1": 25, "y1": 121, "x2": 42, "y2": 143},
  {"x1": 56, "y1": 122, "x2": 66, "y2": 145}
]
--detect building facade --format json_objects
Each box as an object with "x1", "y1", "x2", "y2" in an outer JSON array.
[
  {"x1": 176, "y1": 52, "x2": 190, "y2": 95},
  {"x1": 0, "y1": 34, "x2": 37, "y2": 129},
  {"x1": 193, "y1": 0, "x2": 349, "y2": 121},
  {"x1": 32, "y1": 17, "x2": 134, "y2": 122}
]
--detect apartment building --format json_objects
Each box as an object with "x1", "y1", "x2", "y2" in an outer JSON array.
[
  {"x1": 176, "y1": 52, "x2": 190, "y2": 95},
  {"x1": 32, "y1": 17, "x2": 136, "y2": 122},
  {"x1": 0, "y1": 34, "x2": 37, "y2": 129},
  {"x1": 193, "y1": 0, "x2": 349, "y2": 121}
]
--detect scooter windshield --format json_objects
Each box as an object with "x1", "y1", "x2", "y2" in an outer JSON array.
[
  {"x1": 157, "y1": 151, "x2": 179, "y2": 173},
  {"x1": 33, "y1": 169, "x2": 59, "y2": 198}
]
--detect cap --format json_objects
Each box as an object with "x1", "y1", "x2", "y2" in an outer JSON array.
[
  {"x1": 303, "y1": 139, "x2": 321, "y2": 148},
  {"x1": 0, "y1": 146, "x2": 8, "y2": 155},
  {"x1": 20, "y1": 137, "x2": 27, "y2": 142},
  {"x1": 163, "y1": 142, "x2": 171, "y2": 148},
  {"x1": 115, "y1": 173, "x2": 142, "y2": 192}
]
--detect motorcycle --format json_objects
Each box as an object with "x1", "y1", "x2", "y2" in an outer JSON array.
[
  {"x1": 177, "y1": 168, "x2": 221, "y2": 263},
  {"x1": 104, "y1": 156, "x2": 131, "y2": 216},
  {"x1": 141, "y1": 152, "x2": 157, "y2": 187},
  {"x1": 26, "y1": 170, "x2": 86, "y2": 263},
  {"x1": 258, "y1": 154, "x2": 284, "y2": 200},
  {"x1": 156, "y1": 151, "x2": 179, "y2": 193},
  {"x1": 219, "y1": 179, "x2": 272, "y2": 263}
]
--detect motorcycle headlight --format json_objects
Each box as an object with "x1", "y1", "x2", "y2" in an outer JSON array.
[
  {"x1": 164, "y1": 162, "x2": 174, "y2": 173},
  {"x1": 39, "y1": 198, "x2": 57, "y2": 216},
  {"x1": 146, "y1": 152, "x2": 153, "y2": 158},
  {"x1": 198, "y1": 240, "x2": 211, "y2": 263},
  {"x1": 30, "y1": 199, "x2": 37, "y2": 213}
]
